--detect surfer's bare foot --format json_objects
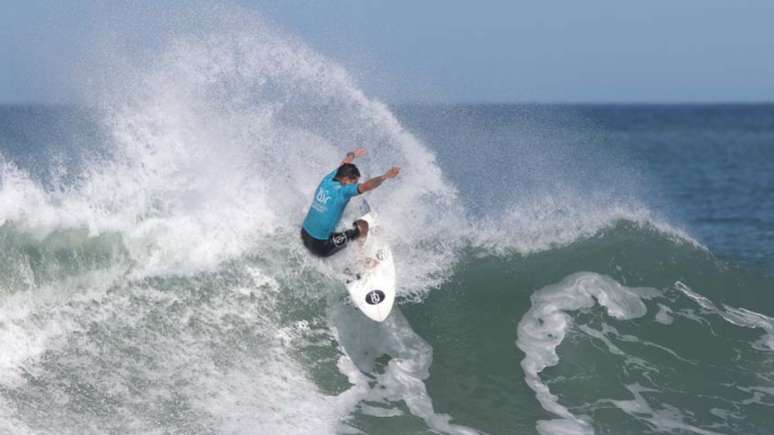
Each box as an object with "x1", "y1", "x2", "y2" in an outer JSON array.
[{"x1": 354, "y1": 219, "x2": 369, "y2": 239}]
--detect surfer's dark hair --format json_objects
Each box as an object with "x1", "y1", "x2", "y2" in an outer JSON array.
[{"x1": 335, "y1": 163, "x2": 360, "y2": 180}]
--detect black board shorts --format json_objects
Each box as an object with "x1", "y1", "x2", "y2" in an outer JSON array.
[{"x1": 301, "y1": 225, "x2": 360, "y2": 257}]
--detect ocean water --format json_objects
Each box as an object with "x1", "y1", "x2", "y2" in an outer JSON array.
[{"x1": 1, "y1": 12, "x2": 774, "y2": 435}]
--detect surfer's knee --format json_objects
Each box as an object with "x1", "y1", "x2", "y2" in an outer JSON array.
[{"x1": 354, "y1": 219, "x2": 369, "y2": 239}]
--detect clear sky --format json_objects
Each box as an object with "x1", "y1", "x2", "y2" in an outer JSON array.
[{"x1": 2, "y1": 0, "x2": 774, "y2": 104}]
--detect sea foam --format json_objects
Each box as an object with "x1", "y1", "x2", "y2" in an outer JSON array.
[{"x1": 516, "y1": 272, "x2": 660, "y2": 435}]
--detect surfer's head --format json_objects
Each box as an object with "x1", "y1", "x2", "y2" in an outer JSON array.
[{"x1": 335, "y1": 163, "x2": 360, "y2": 184}]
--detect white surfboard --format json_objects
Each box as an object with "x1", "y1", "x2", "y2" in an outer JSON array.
[{"x1": 344, "y1": 201, "x2": 396, "y2": 322}]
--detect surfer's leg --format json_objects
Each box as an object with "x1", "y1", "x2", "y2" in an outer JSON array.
[
  {"x1": 353, "y1": 219, "x2": 369, "y2": 239},
  {"x1": 301, "y1": 228, "x2": 330, "y2": 257},
  {"x1": 322, "y1": 223, "x2": 365, "y2": 257},
  {"x1": 301, "y1": 223, "x2": 366, "y2": 258},
  {"x1": 320, "y1": 231, "x2": 351, "y2": 257}
]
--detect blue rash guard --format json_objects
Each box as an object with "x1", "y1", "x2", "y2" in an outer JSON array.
[{"x1": 302, "y1": 171, "x2": 360, "y2": 240}]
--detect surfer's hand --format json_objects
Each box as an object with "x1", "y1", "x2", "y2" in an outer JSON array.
[
  {"x1": 384, "y1": 166, "x2": 400, "y2": 179},
  {"x1": 358, "y1": 167, "x2": 399, "y2": 193},
  {"x1": 343, "y1": 147, "x2": 366, "y2": 164}
]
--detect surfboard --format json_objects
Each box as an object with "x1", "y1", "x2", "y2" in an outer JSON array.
[{"x1": 344, "y1": 201, "x2": 396, "y2": 322}]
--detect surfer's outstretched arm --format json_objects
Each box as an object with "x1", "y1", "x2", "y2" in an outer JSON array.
[
  {"x1": 358, "y1": 166, "x2": 400, "y2": 194},
  {"x1": 341, "y1": 147, "x2": 366, "y2": 165}
]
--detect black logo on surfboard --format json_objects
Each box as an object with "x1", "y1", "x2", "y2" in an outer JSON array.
[{"x1": 365, "y1": 290, "x2": 385, "y2": 305}]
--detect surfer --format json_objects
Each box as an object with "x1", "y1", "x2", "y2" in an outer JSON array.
[{"x1": 301, "y1": 147, "x2": 400, "y2": 257}]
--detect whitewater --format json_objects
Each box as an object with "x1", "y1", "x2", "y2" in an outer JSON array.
[{"x1": 2, "y1": 8, "x2": 774, "y2": 435}]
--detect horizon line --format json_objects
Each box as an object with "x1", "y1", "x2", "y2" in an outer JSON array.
[{"x1": 2, "y1": 100, "x2": 774, "y2": 108}]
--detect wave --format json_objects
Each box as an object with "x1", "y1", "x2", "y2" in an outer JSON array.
[
  {"x1": 399, "y1": 223, "x2": 774, "y2": 434},
  {"x1": 515, "y1": 271, "x2": 774, "y2": 435},
  {"x1": 0, "y1": 9, "x2": 469, "y2": 433}
]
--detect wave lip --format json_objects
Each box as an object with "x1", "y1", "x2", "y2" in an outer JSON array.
[
  {"x1": 516, "y1": 272, "x2": 660, "y2": 435},
  {"x1": 472, "y1": 194, "x2": 702, "y2": 258}
]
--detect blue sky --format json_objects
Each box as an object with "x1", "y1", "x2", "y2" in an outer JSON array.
[{"x1": 3, "y1": 0, "x2": 774, "y2": 103}]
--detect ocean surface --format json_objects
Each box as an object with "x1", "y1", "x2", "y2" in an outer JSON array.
[{"x1": 1, "y1": 16, "x2": 774, "y2": 435}]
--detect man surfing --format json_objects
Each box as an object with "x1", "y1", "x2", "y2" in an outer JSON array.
[{"x1": 301, "y1": 147, "x2": 400, "y2": 257}]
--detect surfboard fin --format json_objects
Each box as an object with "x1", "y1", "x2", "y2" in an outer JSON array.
[{"x1": 359, "y1": 199, "x2": 371, "y2": 215}]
